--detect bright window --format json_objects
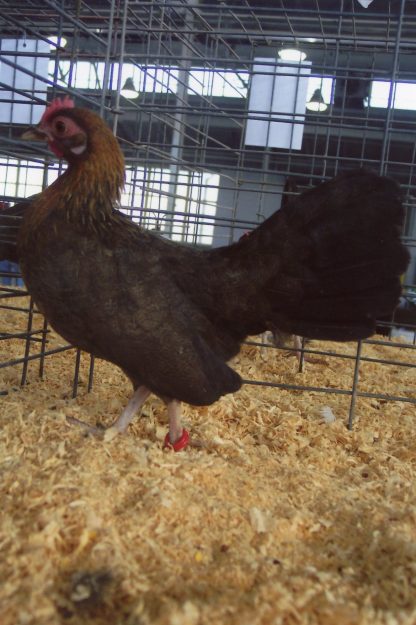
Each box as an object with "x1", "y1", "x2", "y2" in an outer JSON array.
[
  {"x1": 49, "y1": 60, "x2": 248, "y2": 98},
  {"x1": 120, "y1": 167, "x2": 219, "y2": 245},
  {"x1": 369, "y1": 80, "x2": 416, "y2": 110},
  {"x1": 0, "y1": 159, "x2": 219, "y2": 246},
  {"x1": 0, "y1": 158, "x2": 61, "y2": 198}
]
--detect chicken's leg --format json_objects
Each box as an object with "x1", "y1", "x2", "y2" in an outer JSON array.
[
  {"x1": 111, "y1": 385, "x2": 151, "y2": 433},
  {"x1": 293, "y1": 335, "x2": 305, "y2": 371},
  {"x1": 163, "y1": 400, "x2": 190, "y2": 451},
  {"x1": 292, "y1": 335, "x2": 327, "y2": 368},
  {"x1": 67, "y1": 384, "x2": 151, "y2": 436}
]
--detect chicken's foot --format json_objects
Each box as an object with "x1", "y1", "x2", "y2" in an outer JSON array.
[
  {"x1": 66, "y1": 385, "x2": 151, "y2": 437},
  {"x1": 66, "y1": 415, "x2": 105, "y2": 437},
  {"x1": 67, "y1": 388, "x2": 191, "y2": 450}
]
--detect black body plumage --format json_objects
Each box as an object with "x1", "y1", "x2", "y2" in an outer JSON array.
[{"x1": 12, "y1": 106, "x2": 410, "y2": 407}]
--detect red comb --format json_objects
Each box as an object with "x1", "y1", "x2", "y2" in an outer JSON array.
[{"x1": 41, "y1": 96, "x2": 75, "y2": 124}]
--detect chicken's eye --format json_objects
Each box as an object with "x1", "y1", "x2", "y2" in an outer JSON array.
[{"x1": 54, "y1": 120, "x2": 66, "y2": 134}]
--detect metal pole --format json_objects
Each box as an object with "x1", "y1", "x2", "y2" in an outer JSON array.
[
  {"x1": 163, "y1": 0, "x2": 197, "y2": 238},
  {"x1": 379, "y1": 0, "x2": 406, "y2": 176},
  {"x1": 348, "y1": 340, "x2": 363, "y2": 430},
  {"x1": 99, "y1": 0, "x2": 117, "y2": 116},
  {"x1": 113, "y1": 0, "x2": 130, "y2": 135},
  {"x1": 21, "y1": 297, "x2": 34, "y2": 386},
  {"x1": 72, "y1": 349, "x2": 82, "y2": 399}
]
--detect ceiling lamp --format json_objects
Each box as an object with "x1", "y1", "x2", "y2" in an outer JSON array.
[
  {"x1": 121, "y1": 77, "x2": 138, "y2": 99},
  {"x1": 278, "y1": 48, "x2": 307, "y2": 62},
  {"x1": 357, "y1": 0, "x2": 374, "y2": 7},
  {"x1": 49, "y1": 35, "x2": 67, "y2": 48},
  {"x1": 306, "y1": 88, "x2": 328, "y2": 112}
]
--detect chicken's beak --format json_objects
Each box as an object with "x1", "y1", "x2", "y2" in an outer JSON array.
[{"x1": 21, "y1": 126, "x2": 48, "y2": 142}]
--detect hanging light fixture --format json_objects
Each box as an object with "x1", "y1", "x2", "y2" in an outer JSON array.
[
  {"x1": 49, "y1": 35, "x2": 67, "y2": 48},
  {"x1": 278, "y1": 48, "x2": 307, "y2": 62},
  {"x1": 306, "y1": 88, "x2": 328, "y2": 112},
  {"x1": 121, "y1": 77, "x2": 138, "y2": 99}
]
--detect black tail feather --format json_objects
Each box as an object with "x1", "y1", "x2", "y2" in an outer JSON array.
[{"x1": 233, "y1": 169, "x2": 410, "y2": 342}]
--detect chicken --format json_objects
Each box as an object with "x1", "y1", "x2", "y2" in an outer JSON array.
[{"x1": 18, "y1": 97, "x2": 409, "y2": 450}]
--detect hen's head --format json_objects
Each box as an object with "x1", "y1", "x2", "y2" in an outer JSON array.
[{"x1": 22, "y1": 97, "x2": 121, "y2": 165}]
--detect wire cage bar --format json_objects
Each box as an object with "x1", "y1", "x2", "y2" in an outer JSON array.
[{"x1": 0, "y1": 0, "x2": 415, "y2": 424}]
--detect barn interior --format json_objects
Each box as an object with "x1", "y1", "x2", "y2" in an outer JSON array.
[{"x1": 0, "y1": 2, "x2": 416, "y2": 624}]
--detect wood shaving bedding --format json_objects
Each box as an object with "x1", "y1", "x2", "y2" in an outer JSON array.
[{"x1": 1, "y1": 300, "x2": 416, "y2": 625}]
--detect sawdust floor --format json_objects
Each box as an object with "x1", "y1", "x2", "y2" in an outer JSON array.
[{"x1": 1, "y1": 303, "x2": 416, "y2": 625}]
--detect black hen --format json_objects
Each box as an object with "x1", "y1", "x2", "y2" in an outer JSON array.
[{"x1": 17, "y1": 99, "x2": 409, "y2": 449}]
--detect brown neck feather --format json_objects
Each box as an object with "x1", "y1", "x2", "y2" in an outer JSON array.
[{"x1": 24, "y1": 114, "x2": 125, "y2": 231}]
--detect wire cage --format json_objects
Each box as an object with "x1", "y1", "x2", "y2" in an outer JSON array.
[{"x1": 0, "y1": 0, "x2": 415, "y2": 423}]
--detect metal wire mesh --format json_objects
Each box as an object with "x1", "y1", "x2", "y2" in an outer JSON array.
[{"x1": 0, "y1": 0, "x2": 415, "y2": 422}]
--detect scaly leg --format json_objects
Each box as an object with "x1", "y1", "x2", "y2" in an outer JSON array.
[
  {"x1": 291, "y1": 335, "x2": 327, "y2": 368},
  {"x1": 67, "y1": 385, "x2": 151, "y2": 437},
  {"x1": 111, "y1": 385, "x2": 151, "y2": 433},
  {"x1": 167, "y1": 400, "x2": 183, "y2": 443},
  {"x1": 163, "y1": 400, "x2": 190, "y2": 451},
  {"x1": 293, "y1": 335, "x2": 304, "y2": 369}
]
